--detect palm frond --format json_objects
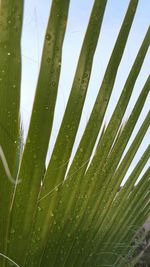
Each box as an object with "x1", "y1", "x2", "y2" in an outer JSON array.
[
  {"x1": 0, "y1": 1, "x2": 149, "y2": 267},
  {"x1": 0, "y1": 1, "x2": 23, "y2": 265}
]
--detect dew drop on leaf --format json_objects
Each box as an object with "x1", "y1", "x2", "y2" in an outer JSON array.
[
  {"x1": 38, "y1": 206, "x2": 42, "y2": 212},
  {"x1": 46, "y1": 34, "x2": 51, "y2": 41},
  {"x1": 47, "y1": 57, "x2": 51, "y2": 63},
  {"x1": 10, "y1": 228, "x2": 15, "y2": 234},
  {"x1": 52, "y1": 81, "x2": 56, "y2": 86}
]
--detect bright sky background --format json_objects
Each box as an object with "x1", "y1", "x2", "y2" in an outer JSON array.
[{"x1": 21, "y1": 0, "x2": 150, "y2": 181}]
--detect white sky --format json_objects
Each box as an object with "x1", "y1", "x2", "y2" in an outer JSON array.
[{"x1": 21, "y1": 0, "x2": 150, "y2": 179}]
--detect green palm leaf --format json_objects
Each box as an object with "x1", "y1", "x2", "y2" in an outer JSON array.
[
  {"x1": 0, "y1": 1, "x2": 23, "y2": 265},
  {"x1": 0, "y1": 0, "x2": 149, "y2": 267}
]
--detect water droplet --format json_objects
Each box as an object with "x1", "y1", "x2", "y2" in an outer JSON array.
[
  {"x1": 55, "y1": 46, "x2": 59, "y2": 51},
  {"x1": 16, "y1": 14, "x2": 21, "y2": 22},
  {"x1": 12, "y1": 84, "x2": 16, "y2": 88},
  {"x1": 52, "y1": 81, "x2": 56, "y2": 86},
  {"x1": 47, "y1": 57, "x2": 51, "y2": 63},
  {"x1": 50, "y1": 69, "x2": 55, "y2": 74},
  {"x1": 10, "y1": 228, "x2": 15, "y2": 234},
  {"x1": 7, "y1": 52, "x2": 11, "y2": 56},
  {"x1": 84, "y1": 72, "x2": 89, "y2": 78},
  {"x1": 38, "y1": 206, "x2": 42, "y2": 212},
  {"x1": 46, "y1": 34, "x2": 51, "y2": 41}
]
